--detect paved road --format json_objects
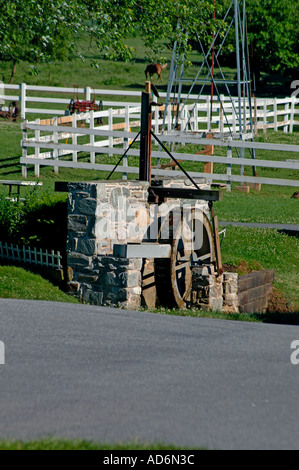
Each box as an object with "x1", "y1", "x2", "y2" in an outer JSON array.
[{"x1": 0, "y1": 299, "x2": 298, "y2": 450}]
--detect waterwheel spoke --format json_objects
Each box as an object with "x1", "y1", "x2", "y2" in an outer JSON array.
[{"x1": 175, "y1": 260, "x2": 190, "y2": 271}]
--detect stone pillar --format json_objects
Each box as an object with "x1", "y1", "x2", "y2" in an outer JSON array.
[
  {"x1": 67, "y1": 181, "x2": 149, "y2": 309},
  {"x1": 222, "y1": 272, "x2": 239, "y2": 313},
  {"x1": 191, "y1": 265, "x2": 223, "y2": 312}
]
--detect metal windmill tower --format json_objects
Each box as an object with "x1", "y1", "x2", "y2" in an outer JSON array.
[{"x1": 161, "y1": 0, "x2": 256, "y2": 173}]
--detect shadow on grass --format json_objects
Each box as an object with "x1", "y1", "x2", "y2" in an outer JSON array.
[{"x1": 249, "y1": 311, "x2": 299, "y2": 325}]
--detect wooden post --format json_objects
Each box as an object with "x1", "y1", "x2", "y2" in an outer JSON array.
[
  {"x1": 34, "y1": 118, "x2": 40, "y2": 177},
  {"x1": 195, "y1": 133, "x2": 214, "y2": 174},
  {"x1": 263, "y1": 101, "x2": 267, "y2": 134},
  {"x1": 209, "y1": 202, "x2": 223, "y2": 276},
  {"x1": 254, "y1": 97, "x2": 258, "y2": 136},
  {"x1": 226, "y1": 140, "x2": 232, "y2": 192},
  {"x1": 90, "y1": 110, "x2": 95, "y2": 164},
  {"x1": 20, "y1": 83, "x2": 26, "y2": 120},
  {"x1": 139, "y1": 82, "x2": 152, "y2": 183},
  {"x1": 274, "y1": 98, "x2": 277, "y2": 132},
  {"x1": 123, "y1": 105, "x2": 129, "y2": 180},
  {"x1": 290, "y1": 96, "x2": 295, "y2": 133},
  {"x1": 53, "y1": 116, "x2": 59, "y2": 174},
  {"x1": 284, "y1": 102, "x2": 289, "y2": 133},
  {"x1": 72, "y1": 113, "x2": 78, "y2": 163}
]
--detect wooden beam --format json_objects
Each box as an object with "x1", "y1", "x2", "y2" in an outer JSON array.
[
  {"x1": 139, "y1": 89, "x2": 152, "y2": 183},
  {"x1": 148, "y1": 187, "x2": 223, "y2": 202}
]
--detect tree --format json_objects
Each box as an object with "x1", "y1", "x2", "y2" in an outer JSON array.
[
  {"x1": 82, "y1": 0, "x2": 225, "y2": 62},
  {"x1": 0, "y1": 0, "x2": 225, "y2": 82},
  {"x1": 0, "y1": 0, "x2": 86, "y2": 83},
  {"x1": 219, "y1": 0, "x2": 299, "y2": 84},
  {"x1": 247, "y1": 0, "x2": 299, "y2": 79}
]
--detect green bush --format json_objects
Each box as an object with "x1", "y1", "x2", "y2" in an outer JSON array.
[
  {"x1": 0, "y1": 190, "x2": 67, "y2": 252},
  {"x1": 0, "y1": 196, "x2": 24, "y2": 242}
]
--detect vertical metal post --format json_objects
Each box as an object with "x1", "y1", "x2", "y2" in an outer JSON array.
[{"x1": 139, "y1": 82, "x2": 152, "y2": 183}]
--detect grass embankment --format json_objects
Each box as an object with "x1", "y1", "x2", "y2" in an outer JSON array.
[{"x1": 0, "y1": 265, "x2": 77, "y2": 303}]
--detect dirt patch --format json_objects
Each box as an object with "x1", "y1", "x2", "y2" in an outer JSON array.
[
  {"x1": 223, "y1": 258, "x2": 263, "y2": 276},
  {"x1": 266, "y1": 287, "x2": 292, "y2": 314}
]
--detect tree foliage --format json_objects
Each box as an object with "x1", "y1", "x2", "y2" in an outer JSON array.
[
  {"x1": 79, "y1": 0, "x2": 225, "y2": 62},
  {"x1": 1, "y1": 0, "x2": 297, "y2": 84},
  {"x1": 247, "y1": 0, "x2": 299, "y2": 76},
  {"x1": 0, "y1": 0, "x2": 85, "y2": 82}
]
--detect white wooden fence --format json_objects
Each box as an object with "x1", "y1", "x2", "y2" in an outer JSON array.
[
  {"x1": 21, "y1": 110, "x2": 299, "y2": 189},
  {"x1": 0, "y1": 241, "x2": 62, "y2": 269},
  {"x1": 1, "y1": 83, "x2": 299, "y2": 134}
]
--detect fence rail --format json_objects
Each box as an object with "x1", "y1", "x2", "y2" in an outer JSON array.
[
  {"x1": 0, "y1": 241, "x2": 62, "y2": 269},
  {"x1": 21, "y1": 111, "x2": 299, "y2": 189},
  {"x1": 1, "y1": 83, "x2": 299, "y2": 134}
]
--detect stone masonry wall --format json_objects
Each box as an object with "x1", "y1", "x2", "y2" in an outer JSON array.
[
  {"x1": 67, "y1": 178, "x2": 215, "y2": 311},
  {"x1": 67, "y1": 181, "x2": 149, "y2": 309},
  {"x1": 191, "y1": 265, "x2": 223, "y2": 312}
]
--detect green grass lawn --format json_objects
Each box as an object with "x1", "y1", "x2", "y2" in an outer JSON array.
[
  {"x1": 0, "y1": 438, "x2": 199, "y2": 450},
  {"x1": 0, "y1": 265, "x2": 78, "y2": 303},
  {"x1": 220, "y1": 226, "x2": 299, "y2": 309}
]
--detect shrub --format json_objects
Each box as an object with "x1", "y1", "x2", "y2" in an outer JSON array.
[{"x1": 0, "y1": 190, "x2": 67, "y2": 252}]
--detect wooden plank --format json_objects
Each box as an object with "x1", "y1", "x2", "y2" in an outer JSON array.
[
  {"x1": 238, "y1": 283, "x2": 272, "y2": 306},
  {"x1": 148, "y1": 187, "x2": 223, "y2": 202},
  {"x1": 235, "y1": 185, "x2": 250, "y2": 193},
  {"x1": 212, "y1": 214, "x2": 223, "y2": 275},
  {"x1": 22, "y1": 138, "x2": 299, "y2": 171},
  {"x1": 20, "y1": 157, "x2": 299, "y2": 187},
  {"x1": 141, "y1": 259, "x2": 157, "y2": 309},
  {"x1": 239, "y1": 297, "x2": 269, "y2": 314},
  {"x1": 238, "y1": 269, "x2": 275, "y2": 292}
]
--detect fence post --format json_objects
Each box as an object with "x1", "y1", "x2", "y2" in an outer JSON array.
[
  {"x1": 167, "y1": 104, "x2": 172, "y2": 132},
  {"x1": 154, "y1": 104, "x2": 159, "y2": 134},
  {"x1": 274, "y1": 98, "x2": 278, "y2": 132},
  {"x1": 284, "y1": 102, "x2": 289, "y2": 133},
  {"x1": 290, "y1": 97, "x2": 295, "y2": 134},
  {"x1": 20, "y1": 83, "x2": 27, "y2": 120},
  {"x1": 254, "y1": 97, "x2": 258, "y2": 136},
  {"x1": 263, "y1": 101, "x2": 267, "y2": 134},
  {"x1": 219, "y1": 94, "x2": 224, "y2": 133},
  {"x1": 53, "y1": 116, "x2": 59, "y2": 174},
  {"x1": 193, "y1": 103, "x2": 198, "y2": 132},
  {"x1": 226, "y1": 137, "x2": 232, "y2": 192},
  {"x1": 123, "y1": 105, "x2": 129, "y2": 180},
  {"x1": 90, "y1": 110, "x2": 95, "y2": 164},
  {"x1": 72, "y1": 113, "x2": 78, "y2": 163},
  {"x1": 108, "y1": 108, "x2": 113, "y2": 150},
  {"x1": 206, "y1": 96, "x2": 211, "y2": 132},
  {"x1": 22, "y1": 120, "x2": 28, "y2": 178},
  {"x1": 35, "y1": 118, "x2": 40, "y2": 177},
  {"x1": 232, "y1": 100, "x2": 236, "y2": 134},
  {"x1": 85, "y1": 86, "x2": 91, "y2": 102}
]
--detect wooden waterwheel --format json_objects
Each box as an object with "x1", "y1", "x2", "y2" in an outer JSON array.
[{"x1": 154, "y1": 207, "x2": 215, "y2": 309}]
